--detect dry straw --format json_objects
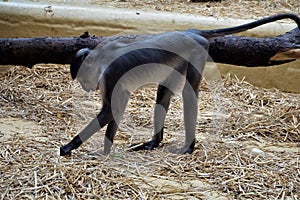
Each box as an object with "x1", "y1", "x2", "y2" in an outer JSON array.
[{"x1": 0, "y1": 65, "x2": 299, "y2": 199}]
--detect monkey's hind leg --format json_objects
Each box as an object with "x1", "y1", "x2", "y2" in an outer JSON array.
[
  {"x1": 178, "y1": 82, "x2": 198, "y2": 154},
  {"x1": 129, "y1": 85, "x2": 173, "y2": 151},
  {"x1": 179, "y1": 65, "x2": 202, "y2": 154}
]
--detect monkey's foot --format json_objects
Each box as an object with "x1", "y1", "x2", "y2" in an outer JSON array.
[
  {"x1": 178, "y1": 146, "x2": 194, "y2": 154},
  {"x1": 178, "y1": 140, "x2": 195, "y2": 154},
  {"x1": 128, "y1": 140, "x2": 160, "y2": 151}
]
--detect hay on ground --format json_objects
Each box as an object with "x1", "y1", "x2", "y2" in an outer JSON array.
[{"x1": 0, "y1": 65, "x2": 299, "y2": 199}]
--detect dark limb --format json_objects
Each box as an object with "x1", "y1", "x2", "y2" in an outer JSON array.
[
  {"x1": 179, "y1": 64, "x2": 203, "y2": 154},
  {"x1": 104, "y1": 89, "x2": 130, "y2": 154},
  {"x1": 103, "y1": 120, "x2": 118, "y2": 155},
  {"x1": 179, "y1": 82, "x2": 198, "y2": 154},
  {"x1": 60, "y1": 103, "x2": 113, "y2": 156},
  {"x1": 129, "y1": 84, "x2": 173, "y2": 151}
]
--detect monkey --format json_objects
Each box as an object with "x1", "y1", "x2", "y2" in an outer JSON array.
[{"x1": 60, "y1": 13, "x2": 300, "y2": 156}]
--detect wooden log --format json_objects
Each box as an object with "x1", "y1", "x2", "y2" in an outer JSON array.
[
  {"x1": 0, "y1": 28, "x2": 300, "y2": 68},
  {"x1": 208, "y1": 28, "x2": 300, "y2": 66}
]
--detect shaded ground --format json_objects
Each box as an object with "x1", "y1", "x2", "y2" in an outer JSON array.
[{"x1": 0, "y1": 65, "x2": 299, "y2": 199}]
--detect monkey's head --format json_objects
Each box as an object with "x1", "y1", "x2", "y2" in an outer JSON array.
[
  {"x1": 70, "y1": 48, "x2": 101, "y2": 92},
  {"x1": 70, "y1": 48, "x2": 92, "y2": 80}
]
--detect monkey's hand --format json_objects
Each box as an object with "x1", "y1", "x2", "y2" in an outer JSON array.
[{"x1": 60, "y1": 145, "x2": 72, "y2": 156}]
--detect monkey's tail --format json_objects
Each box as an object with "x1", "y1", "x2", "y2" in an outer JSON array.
[{"x1": 189, "y1": 13, "x2": 300, "y2": 39}]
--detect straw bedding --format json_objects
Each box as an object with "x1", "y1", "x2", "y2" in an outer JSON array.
[{"x1": 0, "y1": 64, "x2": 299, "y2": 199}]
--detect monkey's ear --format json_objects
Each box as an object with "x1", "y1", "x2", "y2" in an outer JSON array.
[{"x1": 70, "y1": 48, "x2": 92, "y2": 80}]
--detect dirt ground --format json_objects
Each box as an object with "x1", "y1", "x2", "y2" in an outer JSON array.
[
  {"x1": 0, "y1": 0, "x2": 300, "y2": 199},
  {"x1": 1, "y1": 64, "x2": 299, "y2": 199}
]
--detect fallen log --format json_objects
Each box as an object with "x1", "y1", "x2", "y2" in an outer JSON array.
[
  {"x1": 208, "y1": 28, "x2": 300, "y2": 66},
  {"x1": 0, "y1": 28, "x2": 300, "y2": 68}
]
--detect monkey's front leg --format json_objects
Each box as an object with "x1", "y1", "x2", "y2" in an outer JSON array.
[
  {"x1": 60, "y1": 106, "x2": 113, "y2": 156},
  {"x1": 103, "y1": 120, "x2": 118, "y2": 154},
  {"x1": 60, "y1": 118, "x2": 100, "y2": 156}
]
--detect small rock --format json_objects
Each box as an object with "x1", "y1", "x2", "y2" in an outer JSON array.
[{"x1": 250, "y1": 148, "x2": 265, "y2": 158}]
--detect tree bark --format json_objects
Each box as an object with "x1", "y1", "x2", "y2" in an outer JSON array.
[
  {"x1": 0, "y1": 29, "x2": 300, "y2": 68},
  {"x1": 208, "y1": 28, "x2": 300, "y2": 66}
]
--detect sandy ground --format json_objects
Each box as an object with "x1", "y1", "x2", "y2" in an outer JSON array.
[{"x1": 0, "y1": 63, "x2": 299, "y2": 199}]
